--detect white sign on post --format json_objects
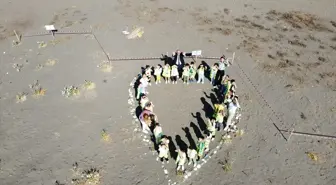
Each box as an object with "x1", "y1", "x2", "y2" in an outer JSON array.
[
  {"x1": 191, "y1": 50, "x2": 202, "y2": 56},
  {"x1": 45, "y1": 25, "x2": 56, "y2": 31}
]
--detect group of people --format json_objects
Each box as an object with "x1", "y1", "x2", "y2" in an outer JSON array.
[{"x1": 135, "y1": 50, "x2": 242, "y2": 174}]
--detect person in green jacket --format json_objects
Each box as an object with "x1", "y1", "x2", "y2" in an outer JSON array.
[
  {"x1": 197, "y1": 137, "x2": 205, "y2": 160},
  {"x1": 189, "y1": 62, "x2": 196, "y2": 82}
]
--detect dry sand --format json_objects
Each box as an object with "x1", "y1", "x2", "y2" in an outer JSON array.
[{"x1": 0, "y1": 0, "x2": 335, "y2": 184}]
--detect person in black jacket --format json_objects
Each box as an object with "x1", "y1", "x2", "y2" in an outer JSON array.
[{"x1": 172, "y1": 50, "x2": 192, "y2": 77}]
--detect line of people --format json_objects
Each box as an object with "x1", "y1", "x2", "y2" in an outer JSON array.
[{"x1": 135, "y1": 51, "x2": 241, "y2": 174}]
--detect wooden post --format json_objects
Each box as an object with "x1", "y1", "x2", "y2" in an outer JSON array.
[{"x1": 13, "y1": 30, "x2": 21, "y2": 42}]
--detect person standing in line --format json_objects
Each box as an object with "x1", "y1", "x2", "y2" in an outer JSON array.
[
  {"x1": 176, "y1": 149, "x2": 187, "y2": 172},
  {"x1": 154, "y1": 64, "x2": 162, "y2": 84},
  {"x1": 197, "y1": 64, "x2": 206, "y2": 84},
  {"x1": 140, "y1": 95, "x2": 149, "y2": 109},
  {"x1": 210, "y1": 63, "x2": 219, "y2": 86},
  {"x1": 207, "y1": 118, "x2": 216, "y2": 140},
  {"x1": 216, "y1": 56, "x2": 230, "y2": 86},
  {"x1": 172, "y1": 50, "x2": 186, "y2": 77},
  {"x1": 204, "y1": 133, "x2": 212, "y2": 153},
  {"x1": 171, "y1": 65, "x2": 179, "y2": 84},
  {"x1": 187, "y1": 147, "x2": 198, "y2": 167},
  {"x1": 153, "y1": 123, "x2": 163, "y2": 145},
  {"x1": 144, "y1": 65, "x2": 153, "y2": 86},
  {"x1": 162, "y1": 64, "x2": 171, "y2": 84},
  {"x1": 182, "y1": 64, "x2": 190, "y2": 84},
  {"x1": 224, "y1": 96, "x2": 240, "y2": 131},
  {"x1": 158, "y1": 143, "x2": 170, "y2": 164},
  {"x1": 189, "y1": 62, "x2": 197, "y2": 83},
  {"x1": 215, "y1": 109, "x2": 224, "y2": 131},
  {"x1": 136, "y1": 82, "x2": 146, "y2": 100},
  {"x1": 197, "y1": 137, "x2": 205, "y2": 160}
]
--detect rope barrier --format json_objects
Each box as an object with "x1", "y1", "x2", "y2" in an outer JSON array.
[
  {"x1": 280, "y1": 129, "x2": 336, "y2": 140},
  {"x1": 108, "y1": 56, "x2": 220, "y2": 61},
  {"x1": 22, "y1": 30, "x2": 92, "y2": 37},
  {"x1": 235, "y1": 61, "x2": 288, "y2": 141}
]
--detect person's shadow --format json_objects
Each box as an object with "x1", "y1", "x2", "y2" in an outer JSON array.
[
  {"x1": 204, "y1": 91, "x2": 218, "y2": 106},
  {"x1": 191, "y1": 112, "x2": 207, "y2": 131},
  {"x1": 190, "y1": 122, "x2": 203, "y2": 139},
  {"x1": 182, "y1": 127, "x2": 196, "y2": 149},
  {"x1": 200, "y1": 97, "x2": 214, "y2": 118},
  {"x1": 167, "y1": 136, "x2": 177, "y2": 159},
  {"x1": 175, "y1": 135, "x2": 188, "y2": 152},
  {"x1": 133, "y1": 74, "x2": 142, "y2": 100},
  {"x1": 161, "y1": 54, "x2": 173, "y2": 66},
  {"x1": 201, "y1": 60, "x2": 211, "y2": 81}
]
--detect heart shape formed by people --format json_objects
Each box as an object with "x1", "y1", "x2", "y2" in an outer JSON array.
[{"x1": 127, "y1": 58, "x2": 242, "y2": 185}]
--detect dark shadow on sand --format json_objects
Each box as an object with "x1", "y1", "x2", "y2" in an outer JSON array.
[
  {"x1": 190, "y1": 122, "x2": 203, "y2": 139},
  {"x1": 204, "y1": 91, "x2": 218, "y2": 107},
  {"x1": 191, "y1": 112, "x2": 207, "y2": 131},
  {"x1": 182, "y1": 127, "x2": 197, "y2": 150},
  {"x1": 200, "y1": 97, "x2": 214, "y2": 118},
  {"x1": 175, "y1": 135, "x2": 188, "y2": 152}
]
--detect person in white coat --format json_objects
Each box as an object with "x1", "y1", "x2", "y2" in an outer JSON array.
[{"x1": 224, "y1": 96, "x2": 240, "y2": 131}]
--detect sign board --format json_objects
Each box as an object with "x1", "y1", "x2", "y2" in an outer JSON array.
[
  {"x1": 45, "y1": 25, "x2": 56, "y2": 31},
  {"x1": 192, "y1": 50, "x2": 202, "y2": 56}
]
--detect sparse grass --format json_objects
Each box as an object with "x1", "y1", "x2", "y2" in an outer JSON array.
[
  {"x1": 71, "y1": 166, "x2": 101, "y2": 185},
  {"x1": 277, "y1": 59, "x2": 295, "y2": 68},
  {"x1": 221, "y1": 134, "x2": 232, "y2": 144},
  {"x1": 98, "y1": 61, "x2": 112, "y2": 73},
  {"x1": 235, "y1": 129, "x2": 245, "y2": 137},
  {"x1": 101, "y1": 129, "x2": 111, "y2": 143},
  {"x1": 62, "y1": 85, "x2": 80, "y2": 98},
  {"x1": 37, "y1": 41, "x2": 47, "y2": 48},
  {"x1": 29, "y1": 81, "x2": 46, "y2": 98},
  {"x1": 176, "y1": 170, "x2": 184, "y2": 176},
  {"x1": 219, "y1": 159, "x2": 232, "y2": 172},
  {"x1": 300, "y1": 112, "x2": 307, "y2": 120},
  {"x1": 33, "y1": 88, "x2": 47, "y2": 98},
  {"x1": 35, "y1": 64, "x2": 44, "y2": 71},
  {"x1": 16, "y1": 92, "x2": 27, "y2": 103},
  {"x1": 306, "y1": 152, "x2": 318, "y2": 162},
  {"x1": 12, "y1": 63, "x2": 23, "y2": 72},
  {"x1": 288, "y1": 39, "x2": 307, "y2": 48},
  {"x1": 83, "y1": 80, "x2": 96, "y2": 90},
  {"x1": 45, "y1": 59, "x2": 57, "y2": 66},
  {"x1": 49, "y1": 36, "x2": 72, "y2": 45}
]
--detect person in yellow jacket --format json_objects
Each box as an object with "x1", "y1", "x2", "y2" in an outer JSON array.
[
  {"x1": 162, "y1": 64, "x2": 171, "y2": 84},
  {"x1": 207, "y1": 118, "x2": 216, "y2": 140}
]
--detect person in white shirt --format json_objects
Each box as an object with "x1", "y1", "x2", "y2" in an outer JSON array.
[
  {"x1": 224, "y1": 96, "x2": 240, "y2": 131},
  {"x1": 216, "y1": 56, "x2": 230, "y2": 86},
  {"x1": 171, "y1": 65, "x2": 179, "y2": 84},
  {"x1": 187, "y1": 147, "x2": 198, "y2": 167},
  {"x1": 158, "y1": 143, "x2": 169, "y2": 164}
]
